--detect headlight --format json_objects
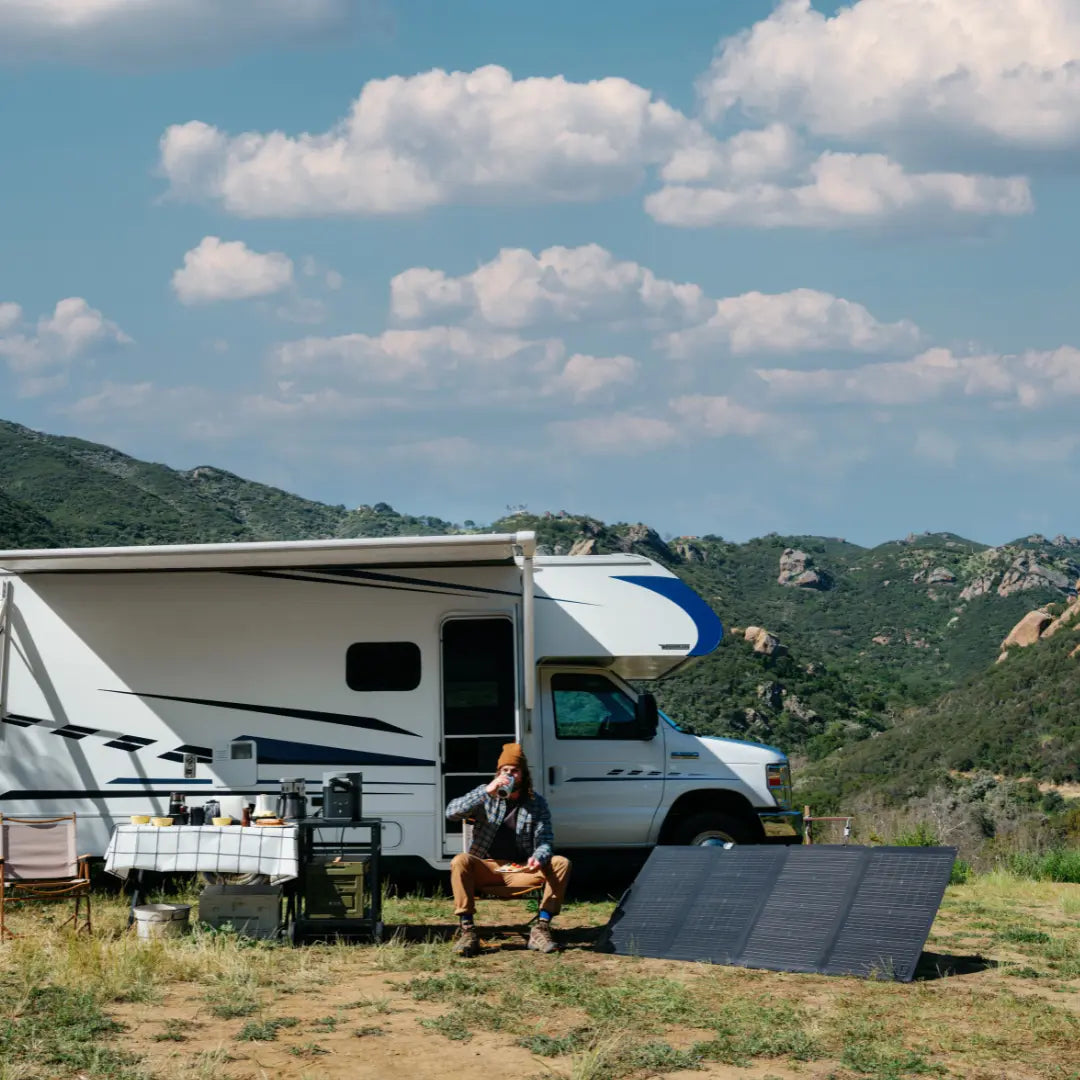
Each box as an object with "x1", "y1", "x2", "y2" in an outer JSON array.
[{"x1": 765, "y1": 762, "x2": 792, "y2": 809}]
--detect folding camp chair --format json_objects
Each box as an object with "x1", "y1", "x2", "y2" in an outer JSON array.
[
  {"x1": 461, "y1": 819, "x2": 542, "y2": 928},
  {"x1": 0, "y1": 813, "x2": 92, "y2": 938}
]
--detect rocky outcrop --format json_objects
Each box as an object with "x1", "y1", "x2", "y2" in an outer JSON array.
[
  {"x1": 913, "y1": 566, "x2": 957, "y2": 585},
  {"x1": 996, "y1": 555, "x2": 1072, "y2": 597},
  {"x1": 615, "y1": 523, "x2": 671, "y2": 560},
  {"x1": 783, "y1": 693, "x2": 819, "y2": 723},
  {"x1": 756, "y1": 681, "x2": 783, "y2": 710},
  {"x1": 997, "y1": 585, "x2": 1080, "y2": 660},
  {"x1": 961, "y1": 550, "x2": 1078, "y2": 600},
  {"x1": 568, "y1": 538, "x2": 597, "y2": 556},
  {"x1": 744, "y1": 626, "x2": 786, "y2": 656},
  {"x1": 672, "y1": 539, "x2": 706, "y2": 563},
  {"x1": 960, "y1": 575, "x2": 995, "y2": 600},
  {"x1": 778, "y1": 548, "x2": 831, "y2": 590},
  {"x1": 1001, "y1": 610, "x2": 1054, "y2": 649}
]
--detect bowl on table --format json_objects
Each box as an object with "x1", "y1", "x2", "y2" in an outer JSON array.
[
  {"x1": 150, "y1": 816, "x2": 174, "y2": 827},
  {"x1": 130, "y1": 814, "x2": 151, "y2": 825},
  {"x1": 211, "y1": 816, "x2": 233, "y2": 826}
]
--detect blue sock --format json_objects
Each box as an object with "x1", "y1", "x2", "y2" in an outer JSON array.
[{"x1": 539, "y1": 911, "x2": 552, "y2": 922}]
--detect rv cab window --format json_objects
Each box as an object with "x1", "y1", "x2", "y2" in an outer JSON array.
[
  {"x1": 346, "y1": 641, "x2": 422, "y2": 691},
  {"x1": 551, "y1": 672, "x2": 639, "y2": 740}
]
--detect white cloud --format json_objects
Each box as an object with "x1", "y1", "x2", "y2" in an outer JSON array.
[
  {"x1": 647, "y1": 151, "x2": 1032, "y2": 229},
  {"x1": 273, "y1": 326, "x2": 563, "y2": 391},
  {"x1": 391, "y1": 244, "x2": 914, "y2": 358},
  {"x1": 391, "y1": 244, "x2": 712, "y2": 329},
  {"x1": 271, "y1": 324, "x2": 642, "y2": 410},
  {"x1": 172, "y1": 236, "x2": 294, "y2": 304},
  {"x1": 668, "y1": 394, "x2": 773, "y2": 437},
  {"x1": 544, "y1": 353, "x2": 637, "y2": 402},
  {"x1": 756, "y1": 345, "x2": 1080, "y2": 407},
  {"x1": 158, "y1": 65, "x2": 707, "y2": 217},
  {"x1": 663, "y1": 288, "x2": 920, "y2": 357},
  {"x1": 699, "y1": 0, "x2": 1080, "y2": 151},
  {"x1": 0, "y1": 297, "x2": 130, "y2": 396},
  {"x1": 547, "y1": 413, "x2": 678, "y2": 455},
  {"x1": 660, "y1": 122, "x2": 800, "y2": 184},
  {"x1": 0, "y1": 0, "x2": 354, "y2": 63}
]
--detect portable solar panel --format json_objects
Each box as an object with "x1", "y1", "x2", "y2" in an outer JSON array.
[{"x1": 597, "y1": 844, "x2": 955, "y2": 981}]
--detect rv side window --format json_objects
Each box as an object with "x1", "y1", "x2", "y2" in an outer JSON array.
[
  {"x1": 346, "y1": 642, "x2": 421, "y2": 691},
  {"x1": 551, "y1": 673, "x2": 639, "y2": 740}
]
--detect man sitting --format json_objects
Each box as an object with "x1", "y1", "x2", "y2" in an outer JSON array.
[{"x1": 445, "y1": 742, "x2": 571, "y2": 957}]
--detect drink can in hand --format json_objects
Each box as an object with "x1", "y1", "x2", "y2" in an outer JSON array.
[{"x1": 496, "y1": 775, "x2": 515, "y2": 799}]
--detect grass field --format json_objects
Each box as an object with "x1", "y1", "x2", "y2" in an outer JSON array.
[{"x1": 0, "y1": 873, "x2": 1078, "y2": 1080}]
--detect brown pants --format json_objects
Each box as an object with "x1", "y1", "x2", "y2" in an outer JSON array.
[{"x1": 450, "y1": 853, "x2": 572, "y2": 917}]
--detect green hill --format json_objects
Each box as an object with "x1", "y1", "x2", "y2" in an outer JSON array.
[
  {"x1": 800, "y1": 614, "x2": 1080, "y2": 809},
  {"x1": 3, "y1": 419, "x2": 1078, "y2": 807}
]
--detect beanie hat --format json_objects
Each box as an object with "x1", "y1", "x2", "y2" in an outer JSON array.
[{"x1": 497, "y1": 742, "x2": 526, "y2": 770}]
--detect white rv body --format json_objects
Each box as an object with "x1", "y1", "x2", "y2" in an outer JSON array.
[{"x1": 0, "y1": 532, "x2": 801, "y2": 865}]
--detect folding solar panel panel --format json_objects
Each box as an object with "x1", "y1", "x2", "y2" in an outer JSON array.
[{"x1": 598, "y1": 845, "x2": 955, "y2": 981}]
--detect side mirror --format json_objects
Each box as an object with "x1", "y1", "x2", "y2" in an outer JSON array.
[{"x1": 635, "y1": 692, "x2": 659, "y2": 740}]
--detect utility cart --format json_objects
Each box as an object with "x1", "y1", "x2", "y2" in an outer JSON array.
[{"x1": 284, "y1": 818, "x2": 383, "y2": 944}]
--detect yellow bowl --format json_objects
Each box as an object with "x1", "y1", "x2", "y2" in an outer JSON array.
[
  {"x1": 130, "y1": 814, "x2": 150, "y2": 825},
  {"x1": 211, "y1": 816, "x2": 233, "y2": 826},
  {"x1": 150, "y1": 816, "x2": 174, "y2": 827}
]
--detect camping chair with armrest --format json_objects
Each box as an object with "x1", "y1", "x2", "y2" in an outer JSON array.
[{"x1": 0, "y1": 813, "x2": 92, "y2": 939}]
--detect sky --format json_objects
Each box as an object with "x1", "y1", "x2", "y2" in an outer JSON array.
[{"x1": 1, "y1": 0, "x2": 1079, "y2": 547}]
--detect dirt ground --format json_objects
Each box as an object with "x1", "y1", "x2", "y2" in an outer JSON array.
[{"x1": 108, "y1": 896, "x2": 1080, "y2": 1080}]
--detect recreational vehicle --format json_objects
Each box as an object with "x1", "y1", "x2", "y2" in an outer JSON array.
[{"x1": 0, "y1": 531, "x2": 802, "y2": 867}]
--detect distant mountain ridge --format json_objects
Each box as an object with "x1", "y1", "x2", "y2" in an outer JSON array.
[{"x1": 3, "y1": 417, "x2": 1078, "y2": 801}]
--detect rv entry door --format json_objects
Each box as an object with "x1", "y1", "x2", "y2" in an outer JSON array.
[{"x1": 440, "y1": 617, "x2": 516, "y2": 858}]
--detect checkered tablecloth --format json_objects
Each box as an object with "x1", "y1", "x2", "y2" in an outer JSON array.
[{"x1": 104, "y1": 825, "x2": 299, "y2": 884}]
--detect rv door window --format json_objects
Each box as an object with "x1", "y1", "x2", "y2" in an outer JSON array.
[
  {"x1": 346, "y1": 641, "x2": 422, "y2": 691},
  {"x1": 551, "y1": 673, "x2": 640, "y2": 740}
]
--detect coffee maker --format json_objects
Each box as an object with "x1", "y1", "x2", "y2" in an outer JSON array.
[{"x1": 277, "y1": 777, "x2": 307, "y2": 821}]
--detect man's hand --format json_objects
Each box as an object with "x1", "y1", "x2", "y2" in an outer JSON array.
[
  {"x1": 526, "y1": 856, "x2": 541, "y2": 871},
  {"x1": 486, "y1": 774, "x2": 512, "y2": 796}
]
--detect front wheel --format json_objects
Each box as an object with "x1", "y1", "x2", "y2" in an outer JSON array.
[{"x1": 667, "y1": 812, "x2": 760, "y2": 847}]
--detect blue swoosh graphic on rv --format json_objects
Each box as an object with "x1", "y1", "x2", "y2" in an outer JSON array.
[{"x1": 612, "y1": 575, "x2": 723, "y2": 657}]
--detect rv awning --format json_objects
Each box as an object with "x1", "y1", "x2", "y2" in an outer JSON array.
[{"x1": 0, "y1": 531, "x2": 536, "y2": 573}]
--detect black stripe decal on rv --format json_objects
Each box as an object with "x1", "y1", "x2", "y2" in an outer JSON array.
[
  {"x1": 234, "y1": 567, "x2": 593, "y2": 605},
  {"x1": 100, "y1": 689, "x2": 420, "y2": 737},
  {"x1": 1, "y1": 713, "x2": 46, "y2": 727}
]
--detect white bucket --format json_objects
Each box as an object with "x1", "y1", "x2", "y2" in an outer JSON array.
[
  {"x1": 218, "y1": 796, "x2": 246, "y2": 821},
  {"x1": 133, "y1": 903, "x2": 190, "y2": 940}
]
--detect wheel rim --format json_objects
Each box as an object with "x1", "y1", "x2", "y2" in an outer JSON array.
[{"x1": 689, "y1": 830, "x2": 736, "y2": 848}]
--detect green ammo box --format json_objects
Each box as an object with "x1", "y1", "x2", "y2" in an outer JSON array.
[{"x1": 301, "y1": 859, "x2": 369, "y2": 919}]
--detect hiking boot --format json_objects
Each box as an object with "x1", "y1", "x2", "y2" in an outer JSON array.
[
  {"x1": 527, "y1": 920, "x2": 559, "y2": 954},
  {"x1": 453, "y1": 924, "x2": 480, "y2": 958}
]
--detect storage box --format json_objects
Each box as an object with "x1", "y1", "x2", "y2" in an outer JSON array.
[
  {"x1": 198, "y1": 884, "x2": 282, "y2": 938},
  {"x1": 302, "y1": 859, "x2": 368, "y2": 920}
]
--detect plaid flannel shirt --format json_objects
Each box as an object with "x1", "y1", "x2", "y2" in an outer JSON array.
[{"x1": 446, "y1": 784, "x2": 554, "y2": 866}]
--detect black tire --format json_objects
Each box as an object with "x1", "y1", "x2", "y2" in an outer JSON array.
[{"x1": 667, "y1": 811, "x2": 760, "y2": 847}]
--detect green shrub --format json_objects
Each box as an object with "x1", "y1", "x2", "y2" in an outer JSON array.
[{"x1": 1007, "y1": 848, "x2": 1080, "y2": 883}]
